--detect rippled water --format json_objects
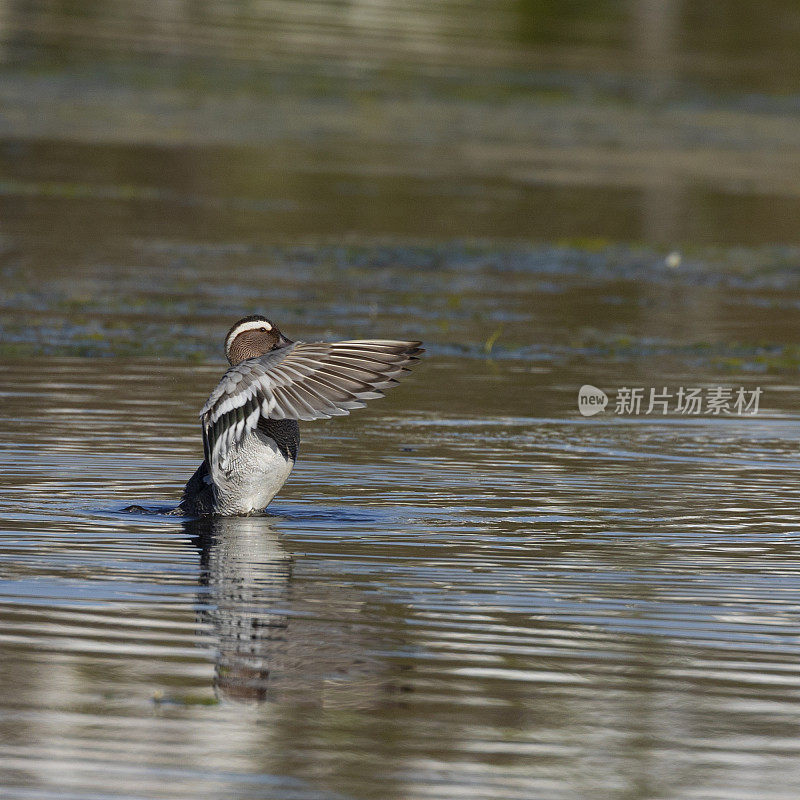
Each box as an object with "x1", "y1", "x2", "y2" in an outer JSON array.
[
  {"x1": 4, "y1": 340, "x2": 800, "y2": 799},
  {"x1": 5, "y1": 2, "x2": 800, "y2": 798}
]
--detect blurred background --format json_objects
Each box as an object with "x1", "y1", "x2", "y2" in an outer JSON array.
[
  {"x1": 4, "y1": 0, "x2": 800, "y2": 359},
  {"x1": 3, "y1": 0, "x2": 800, "y2": 249}
]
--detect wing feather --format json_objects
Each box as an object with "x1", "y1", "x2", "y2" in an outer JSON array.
[{"x1": 201, "y1": 339, "x2": 422, "y2": 483}]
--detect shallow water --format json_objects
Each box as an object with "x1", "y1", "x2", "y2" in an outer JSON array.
[{"x1": 4, "y1": 2, "x2": 800, "y2": 799}]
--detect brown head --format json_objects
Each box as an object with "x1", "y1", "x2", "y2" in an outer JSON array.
[{"x1": 224, "y1": 315, "x2": 293, "y2": 365}]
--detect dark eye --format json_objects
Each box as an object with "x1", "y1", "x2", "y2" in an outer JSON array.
[{"x1": 259, "y1": 327, "x2": 267, "y2": 332}]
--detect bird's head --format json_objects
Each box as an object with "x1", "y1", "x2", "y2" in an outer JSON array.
[{"x1": 224, "y1": 315, "x2": 293, "y2": 365}]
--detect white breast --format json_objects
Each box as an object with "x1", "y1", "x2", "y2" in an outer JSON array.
[{"x1": 212, "y1": 429, "x2": 294, "y2": 515}]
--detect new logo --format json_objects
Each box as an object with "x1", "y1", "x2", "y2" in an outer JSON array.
[{"x1": 578, "y1": 385, "x2": 608, "y2": 417}]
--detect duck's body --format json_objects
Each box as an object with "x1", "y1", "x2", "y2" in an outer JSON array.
[
  {"x1": 178, "y1": 315, "x2": 422, "y2": 517},
  {"x1": 180, "y1": 419, "x2": 298, "y2": 516}
]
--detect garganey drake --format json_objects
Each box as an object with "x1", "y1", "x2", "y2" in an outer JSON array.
[{"x1": 178, "y1": 315, "x2": 423, "y2": 516}]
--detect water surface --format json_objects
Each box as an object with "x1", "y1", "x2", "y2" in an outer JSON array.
[
  {"x1": 3, "y1": 331, "x2": 800, "y2": 799},
  {"x1": 4, "y1": 3, "x2": 800, "y2": 799}
]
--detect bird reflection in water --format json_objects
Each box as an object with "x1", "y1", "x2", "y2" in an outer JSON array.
[{"x1": 185, "y1": 515, "x2": 394, "y2": 706}]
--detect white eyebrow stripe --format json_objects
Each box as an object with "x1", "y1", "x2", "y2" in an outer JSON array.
[{"x1": 225, "y1": 319, "x2": 272, "y2": 356}]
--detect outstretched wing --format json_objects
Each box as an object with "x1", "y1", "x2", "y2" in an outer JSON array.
[{"x1": 200, "y1": 339, "x2": 423, "y2": 480}]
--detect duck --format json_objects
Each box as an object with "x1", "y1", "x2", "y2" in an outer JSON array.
[{"x1": 177, "y1": 315, "x2": 423, "y2": 516}]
